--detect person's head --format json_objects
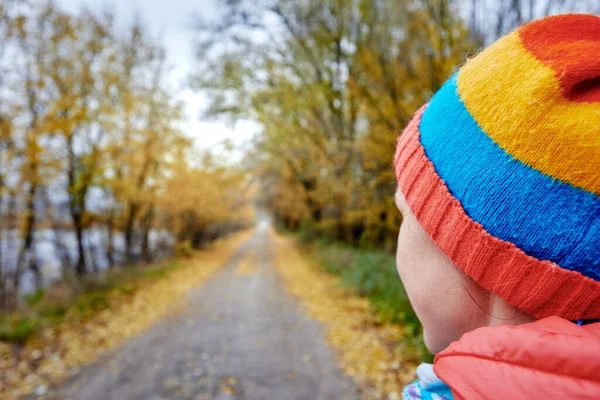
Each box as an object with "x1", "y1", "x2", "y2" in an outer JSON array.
[
  {"x1": 393, "y1": 14, "x2": 600, "y2": 355},
  {"x1": 394, "y1": 188, "x2": 535, "y2": 354}
]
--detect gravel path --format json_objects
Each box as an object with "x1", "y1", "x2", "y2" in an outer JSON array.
[{"x1": 47, "y1": 224, "x2": 361, "y2": 400}]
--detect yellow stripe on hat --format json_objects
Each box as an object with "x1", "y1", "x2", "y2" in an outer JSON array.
[{"x1": 457, "y1": 31, "x2": 600, "y2": 195}]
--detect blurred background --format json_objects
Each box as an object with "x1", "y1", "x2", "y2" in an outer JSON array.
[{"x1": 0, "y1": 0, "x2": 598, "y2": 396}]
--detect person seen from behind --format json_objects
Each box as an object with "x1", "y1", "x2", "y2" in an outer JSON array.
[{"x1": 393, "y1": 14, "x2": 600, "y2": 400}]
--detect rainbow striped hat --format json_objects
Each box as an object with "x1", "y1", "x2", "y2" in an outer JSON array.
[{"x1": 394, "y1": 14, "x2": 600, "y2": 321}]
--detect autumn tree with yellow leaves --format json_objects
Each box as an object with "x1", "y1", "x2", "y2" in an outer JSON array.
[
  {"x1": 0, "y1": 0, "x2": 253, "y2": 310},
  {"x1": 194, "y1": 0, "x2": 471, "y2": 251}
]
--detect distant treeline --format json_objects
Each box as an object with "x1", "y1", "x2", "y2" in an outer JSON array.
[
  {"x1": 195, "y1": 0, "x2": 597, "y2": 251},
  {"x1": 0, "y1": 1, "x2": 253, "y2": 309}
]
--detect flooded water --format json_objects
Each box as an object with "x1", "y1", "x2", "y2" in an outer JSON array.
[{"x1": 1, "y1": 228, "x2": 174, "y2": 293}]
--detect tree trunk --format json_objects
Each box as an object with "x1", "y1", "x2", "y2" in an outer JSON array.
[
  {"x1": 124, "y1": 203, "x2": 139, "y2": 264},
  {"x1": 105, "y1": 214, "x2": 115, "y2": 268},
  {"x1": 72, "y1": 211, "x2": 87, "y2": 277},
  {"x1": 13, "y1": 182, "x2": 37, "y2": 306},
  {"x1": 30, "y1": 259, "x2": 42, "y2": 290},
  {"x1": 141, "y1": 207, "x2": 154, "y2": 263}
]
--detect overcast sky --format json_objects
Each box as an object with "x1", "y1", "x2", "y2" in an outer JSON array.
[{"x1": 56, "y1": 0, "x2": 258, "y2": 154}]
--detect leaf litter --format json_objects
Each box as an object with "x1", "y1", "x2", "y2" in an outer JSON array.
[{"x1": 272, "y1": 231, "x2": 418, "y2": 400}]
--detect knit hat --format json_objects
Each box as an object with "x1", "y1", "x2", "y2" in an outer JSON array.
[{"x1": 394, "y1": 14, "x2": 600, "y2": 321}]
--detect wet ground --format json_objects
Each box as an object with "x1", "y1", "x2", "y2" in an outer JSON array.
[{"x1": 46, "y1": 225, "x2": 361, "y2": 400}]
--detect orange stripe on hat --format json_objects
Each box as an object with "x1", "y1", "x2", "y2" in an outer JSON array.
[
  {"x1": 519, "y1": 14, "x2": 600, "y2": 103},
  {"x1": 456, "y1": 28, "x2": 600, "y2": 194}
]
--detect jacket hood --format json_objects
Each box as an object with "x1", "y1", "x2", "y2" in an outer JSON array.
[{"x1": 433, "y1": 316, "x2": 600, "y2": 399}]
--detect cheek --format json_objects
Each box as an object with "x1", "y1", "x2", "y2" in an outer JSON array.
[
  {"x1": 395, "y1": 228, "x2": 411, "y2": 292},
  {"x1": 395, "y1": 218, "x2": 485, "y2": 354},
  {"x1": 395, "y1": 219, "x2": 432, "y2": 322}
]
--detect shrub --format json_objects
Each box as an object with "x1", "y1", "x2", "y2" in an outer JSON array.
[
  {"x1": 142, "y1": 267, "x2": 169, "y2": 279},
  {"x1": 23, "y1": 289, "x2": 45, "y2": 307},
  {"x1": 75, "y1": 291, "x2": 111, "y2": 315},
  {"x1": 0, "y1": 316, "x2": 40, "y2": 343},
  {"x1": 175, "y1": 240, "x2": 194, "y2": 258}
]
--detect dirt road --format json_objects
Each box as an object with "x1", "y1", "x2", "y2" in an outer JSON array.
[{"x1": 47, "y1": 224, "x2": 361, "y2": 400}]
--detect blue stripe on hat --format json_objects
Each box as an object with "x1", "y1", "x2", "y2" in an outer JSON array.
[{"x1": 419, "y1": 75, "x2": 600, "y2": 280}]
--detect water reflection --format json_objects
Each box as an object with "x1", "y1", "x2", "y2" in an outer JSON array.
[{"x1": 1, "y1": 229, "x2": 173, "y2": 293}]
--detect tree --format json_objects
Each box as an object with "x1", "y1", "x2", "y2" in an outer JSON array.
[
  {"x1": 195, "y1": 0, "x2": 363, "y2": 240},
  {"x1": 193, "y1": 0, "x2": 471, "y2": 248},
  {"x1": 0, "y1": 0, "x2": 253, "y2": 310},
  {"x1": 348, "y1": 0, "x2": 472, "y2": 248},
  {"x1": 41, "y1": 7, "x2": 116, "y2": 276}
]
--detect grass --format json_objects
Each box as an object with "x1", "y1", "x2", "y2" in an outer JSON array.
[
  {"x1": 0, "y1": 316, "x2": 40, "y2": 343},
  {"x1": 299, "y1": 235, "x2": 434, "y2": 362},
  {"x1": 0, "y1": 260, "x2": 182, "y2": 344}
]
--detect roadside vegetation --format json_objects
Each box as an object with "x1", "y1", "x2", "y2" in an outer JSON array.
[
  {"x1": 0, "y1": 260, "x2": 183, "y2": 344},
  {"x1": 297, "y1": 230, "x2": 432, "y2": 363}
]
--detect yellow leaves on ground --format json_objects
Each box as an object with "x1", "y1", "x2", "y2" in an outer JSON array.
[
  {"x1": 0, "y1": 230, "x2": 253, "y2": 399},
  {"x1": 272, "y1": 232, "x2": 417, "y2": 400}
]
